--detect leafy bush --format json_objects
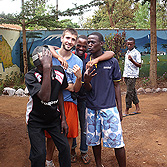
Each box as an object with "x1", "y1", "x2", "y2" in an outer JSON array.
[
  {"x1": 0, "y1": 71, "x2": 26, "y2": 95},
  {"x1": 103, "y1": 30, "x2": 127, "y2": 62}
]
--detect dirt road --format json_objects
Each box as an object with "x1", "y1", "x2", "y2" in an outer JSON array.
[{"x1": 0, "y1": 92, "x2": 167, "y2": 167}]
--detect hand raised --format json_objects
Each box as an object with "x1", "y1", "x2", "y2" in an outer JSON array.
[
  {"x1": 39, "y1": 48, "x2": 52, "y2": 68},
  {"x1": 73, "y1": 64, "x2": 82, "y2": 79},
  {"x1": 128, "y1": 55, "x2": 132, "y2": 60},
  {"x1": 84, "y1": 66, "x2": 97, "y2": 83}
]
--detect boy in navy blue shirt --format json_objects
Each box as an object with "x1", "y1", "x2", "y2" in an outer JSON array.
[{"x1": 84, "y1": 32, "x2": 126, "y2": 167}]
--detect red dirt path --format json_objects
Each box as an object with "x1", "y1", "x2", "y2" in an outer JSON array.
[{"x1": 0, "y1": 91, "x2": 167, "y2": 167}]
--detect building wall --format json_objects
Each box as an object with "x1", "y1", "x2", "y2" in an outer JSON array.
[
  {"x1": 0, "y1": 27, "x2": 20, "y2": 80},
  {"x1": 0, "y1": 28, "x2": 167, "y2": 79},
  {"x1": 25, "y1": 29, "x2": 167, "y2": 56}
]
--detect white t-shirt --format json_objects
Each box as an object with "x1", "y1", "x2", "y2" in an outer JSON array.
[{"x1": 123, "y1": 48, "x2": 141, "y2": 78}]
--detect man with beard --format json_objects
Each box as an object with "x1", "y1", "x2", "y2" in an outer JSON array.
[{"x1": 45, "y1": 28, "x2": 82, "y2": 167}]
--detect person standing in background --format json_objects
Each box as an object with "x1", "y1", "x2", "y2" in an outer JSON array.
[{"x1": 123, "y1": 37, "x2": 141, "y2": 117}]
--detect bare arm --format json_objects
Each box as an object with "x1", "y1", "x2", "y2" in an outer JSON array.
[
  {"x1": 83, "y1": 67, "x2": 97, "y2": 92},
  {"x1": 73, "y1": 64, "x2": 82, "y2": 92},
  {"x1": 48, "y1": 45, "x2": 68, "y2": 69},
  {"x1": 122, "y1": 77, "x2": 125, "y2": 83},
  {"x1": 86, "y1": 51, "x2": 115, "y2": 69},
  {"x1": 65, "y1": 64, "x2": 82, "y2": 92},
  {"x1": 37, "y1": 48, "x2": 52, "y2": 102},
  {"x1": 58, "y1": 90, "x2": 68, "y2": 136},
  {"x1": 114, "y1": 81, "x2": 123, "y2": 121},
  {"x1": 128, "y1": 55, "x2": 141, "y2": 68},
  {"x1": 96, "y1": 51, "x2": 115, "y2": 62}
]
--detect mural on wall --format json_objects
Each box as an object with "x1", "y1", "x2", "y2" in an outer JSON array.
[
  {"x1": 23, "y1": 29, "x2": 166, "y2": 78},
  {"x1": 25, "y1": 31, "x2": 63, "y2": 56},
  {"x1": 0, "y1": 35, "x2": 13, "y2": 71},
  {"x1": 0, "y1": 28, "x2": 20, "y2": 80},
  {"x1": 24, "y1": 29, "x2": 167, "y2": 57},
  {"x1": 0, "y1": 28, "x2": 166, "y2": 79}
]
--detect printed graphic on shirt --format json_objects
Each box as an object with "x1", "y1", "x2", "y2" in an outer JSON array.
[
  {"x1": 54, "y1": 70, "x2": 64, "y2": 84},
  {"x1": 34, "y1": 72, "x2": 42, "y2": 82},
  {"x1": 103, "y1": 66, "x2": 112, "y2": 69}
]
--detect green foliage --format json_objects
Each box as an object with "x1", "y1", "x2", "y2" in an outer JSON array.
[
  {"x1": 82, "y1": 0, "x2": 167, "y2": 29},
  {"x1": 103, "y1": 30, "x2": 126, "y2": 61},
  {"x1": 82, "y1": 0, "x2": 137, "y2": 28},
  {"x1": 134, "y1": 1, "x2": 167, "y2": 29},
  {"x1": 156, "y1": 2, "x2": 167, "y2": 29},
  {"x1": 112, "y1": 0, "x2": 137, "y2": 28},
  {"x1": 48, "y1": 19, "x2": 80, "y2": 29},
  {"x1": 134, "y1": 2, "x2": 150, "y2": 28},
  {"x1": 139, "y1": 54, "x2": 167, "y2": 78},
  {"x1": 82, "y1": 6, "x2": 110, "y2": 28},
  {"x1": 142, "y1": 77, "x2": 150, "y2": 88},
  {"x1": 0, "y1": 84, "x2": 4, "y2": 95},
  {"x1": 0, "y1": 71, "x2": 25, "y2": 90},
  {"x1": 0, "y1": 0, "x2": 81, "y2": 29},
  {"x1": 157, "y1": 72, "x2": 167, "y2": 81}
]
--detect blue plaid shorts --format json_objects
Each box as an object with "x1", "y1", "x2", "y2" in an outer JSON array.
[{"x1": 86, "y1": 107, "x2": 125, "y2": 148}]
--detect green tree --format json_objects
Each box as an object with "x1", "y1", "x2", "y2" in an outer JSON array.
[
  {"x1": 134, "y1": 2, "x2": 150, "y2": 28},
  {"x1": 0, "y1": 0, "x2": 87, "y2": 74},
  {"x1": 82, "y1": 0, "x2": 137, "y2": 28},
  {"x1": 134, "y1": 0, "x2": 167, "y2": 88},
  {"x1": 156, "y1": 2, "x2": 167, "y2": 29},
  {"x1": 134, "y1": 1, "x2": 167, "y2": 29},
  {"x1": 82, "y1": 6, "x2": 110, "y2": 28},
  {"x1": 0, "y1": 0, "x2": 53, "y2": 74}
]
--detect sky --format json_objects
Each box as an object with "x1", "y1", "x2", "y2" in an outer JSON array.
[{"x1": 0, "y1": 0, "x2": 97, "y2": 24}]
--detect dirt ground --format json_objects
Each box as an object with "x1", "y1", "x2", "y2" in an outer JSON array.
[{"x1": 0, "y1": 81, "x2": 167, "y2": 167}]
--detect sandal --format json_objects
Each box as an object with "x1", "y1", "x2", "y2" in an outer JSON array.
[
  {"x1": 71, "y1": 153, "x2": 77, "y2": 163},
  {"x1": 81, "y1": 153, "x2": 90, "y2": 164}
]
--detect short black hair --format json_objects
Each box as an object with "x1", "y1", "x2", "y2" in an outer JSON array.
[
  {"x1": 78, "y1": 35, "x2": 88, "y2": 41},
  {"x1": 89, "y1": 32, "x2": 104, "y2": 42},
  {"x1": 128, "y1": 37, "x2": 135, "y2": 43}
]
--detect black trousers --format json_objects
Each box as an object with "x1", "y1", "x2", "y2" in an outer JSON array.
[{"x1": 27, "y1": 124, "x2": 71, "y2": 167}]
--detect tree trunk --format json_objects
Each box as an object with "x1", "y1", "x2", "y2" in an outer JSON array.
[
  {"x1": 22, "y1": 19, "x2": 28, "y2": 75},
  {"x1": 150, "y1": 0, "x2": 157, "y2": 88},
  {"x1": 22, "y1": 0, "x2": 28, "y2": 75},
  {"x1": 56, "y1": 0, "x2": 58, "y2": 20},
  {"x1": 105, "y1": 0, "x2": 115, "y2": 27}
]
